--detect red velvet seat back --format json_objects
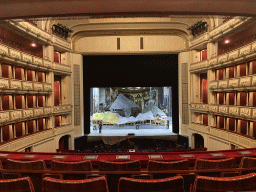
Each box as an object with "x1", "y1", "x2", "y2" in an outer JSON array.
[
  {"x1": 194, "y1": 158, "x2": 236, "y2": 170},
  {"x1": 0, "y1": 177, "x2": 35, "y2": 192},
  {"x1": 51, "y1": 160, "x2": 93, "y2": 171},
  {"x1": 118, "y1": 176, "x2": 184, "y2": 192},
  {"x1": 6, "y1": 159, "x2": 46, "y2": 170},
  {"x1": 42, "y1": 176, "x2": 109, "y2": 192},
  {"x1": 191, "y1": 173, "x2": 256, "y2": 192},
  {"x1": 147, "y1": 159, "x2": 189, "y2": 171},
  {"x1": 240, "y1": 157, "x2": 256, "y2": 168},
  {"x1": 99, "y1": 160, "x2": 141, "y2": 171}
]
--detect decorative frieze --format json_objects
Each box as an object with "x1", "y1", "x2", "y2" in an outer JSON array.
[
  {"x1": 240, "y1": 76, "x2": 252, "y2": 87},
  {"x1": 34, "y1": 108, "x2": 44, "y2": 117},
  {"x1": 240, "y1": 107, "x2": 252, "y2": 118},
  {"x1": 43, "y1": 83, "x2": 52, "y2": 92},
  {"x1": 252, "y1": 109, "x2": 256, "y2": 119},
  {"x1": 218, "y1": 54, "x2": 228, "y2": 64},
  {"x1": 209, "y1": 105, "x2": 218, "y2": 113},
  {"x1": 190, "y1": 60, "x2": 208, "y2": 71},
  {"x1": 9, "y1": 80, "x2": 22, "y2": 90},
  {"x1": 33, "y1": 56, "x2": 43, "y2": 66},
  {"x1": 228, "y1": 50, "x2": 239, "y2": 60},
  {"x1": 53, "y1": 62, "x2": 71, "y2": 73},
  {"x1": 43, "y1": 107, "x2": 52, "y2": 115},
  {"x1": 22, "y1": 81, "x2": 33, "y2": 91},
  {"x1": 52, "y1": 36, "x2": 71, "y2": 50},
  {"x1": 0, "y1": 112, "x2": 10, "y2": 123},
  {"x1": 9, "y1": 48, "x2": 21, "y2": 60},
  {"x1": 22, "y1": 53, "x2": 32, "y2": 63},
  {"x1": 209, "y1": 81, "x2": 218, "y2": 89},
  {"x1": 43, "y1": 60, "x2": 52, "y2": 69},
  {"x1": 219, "y1": 106, "x2": 229, "y2": 114},
  {"x1": 239, "y1": 44, "x2": 251, "y2": 56},
  {"x1": 53, "y1": 105, "x2": 72, "y2": 114},
  {"x1": 33, "y1": 82, "x2": 43, "y2": 91},
  {"x1": 252, "y1": 75, "x2": 256, "y2": 86},
  {"x1": 208, "y1": 57, "x2": 218, "y2": 67},
  {"x1": 22, "y1": 109, "x2": 34, "y2": 119},
  {"x1": 229, "y1": 106, "x2": 240, "y2": 116},
  {"x1": 0, "y1": 78, "x2": 10, "y2": 89},
  {"x1": 218, "y1": 79, "x2": 229, "y2": 89},
  {"x1": 10, "y1": 110, "x2": 22, "y2": 121},
  {"x1": 229, "y1": 78, "x2": 240, "y2": 88},
  {"x1": 0, "y1": 44, "x2": 9, "y2": 56}
]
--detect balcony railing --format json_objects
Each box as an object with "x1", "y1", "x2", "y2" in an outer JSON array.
[{"x1": 53, "y1": 105, "x2": 72, "y2": 115}]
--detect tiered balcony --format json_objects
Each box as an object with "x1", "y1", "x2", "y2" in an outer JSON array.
[
  {"x1": 53, "y1": 105, "x2": 72, "y2": 115},
  {"x1": 0, "y1": 77, "x2": 52, "y2": 94},
  {"x1": 209, "y1": 75, "x2": 256, "y2": 92},
  {"x1": 53, "y1": 62, "x2": 72, "y2": 74},
  {"x1": 52, "y1": 36, "x2": 71, "y2": 52},
  {"x1": 190, "y1": 103, "x2": 209, "y2": 112},
  {"x1": 190, "y1": 32, "x2": 209, "y2": 50},
  {"x1": 190, "y1": 60, "x2": 208, "y2": 72}
]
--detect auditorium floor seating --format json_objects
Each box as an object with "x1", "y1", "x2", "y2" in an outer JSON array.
[{"x1": 0, "y1": 148, "x2": 255, "y2": 191}]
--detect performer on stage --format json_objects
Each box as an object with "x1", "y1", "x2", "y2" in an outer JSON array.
[{"x1": 99, "y1": 121, "x2": 102, "y2": 133}]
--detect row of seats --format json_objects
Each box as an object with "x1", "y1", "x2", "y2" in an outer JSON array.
[
  {"x1": 2, "y1": 173, "x2": 256, "y2": 192},
  {"x1": 2, "y1": 156, "x2": 255, "y2": 171}
]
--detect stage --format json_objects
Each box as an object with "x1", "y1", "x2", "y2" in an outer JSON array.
[{"x1": 86, "y1": 120, "x2": 178, "y2": 145}]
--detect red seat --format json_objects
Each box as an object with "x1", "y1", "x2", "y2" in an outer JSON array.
[
  {"x1": 118, "y1": 176, "x2": 185, "y2": 192},
  {"x1": 239, "y1": 157, "x2": 256, "y2": 175},
  {"x1": 190, "y1": 173, "x2": 256, "y2": 192},
  {"x1": 42, "y1": 176, "x2": 109, "y2": 192},
  {"x1": 147, "y1": 160, "x2": 189, "y2": 171},
  {"x1": 194, "y1": 158, "x2": 236, "y2": 170},
  {"x1": 0, "y1": 177, "x2": 35, "y2": 192},
  {"x1": 99, "y1": 160, "x2": 141, "y2": 171}
]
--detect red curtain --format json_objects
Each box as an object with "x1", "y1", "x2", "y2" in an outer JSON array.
[
  {"x1": 239, "y1": 64, "x2": 246, "y2": 77},
  {"x1": 218, "y1": 69, "x2": 223, "y2": 80},
  {"x1": 240, "y1": 120, "x2": 247, "y2": 135},
  {"x1": 28, "y1": 120, "x2": 34, "y2": 134},
  {"x1": 229, "y1": 118, "x2": 235, "y2": 131},
  {"x1": 229, "y1": 67, "x2": 234, "y2": 78},
  {"x1": 38, "y1": 95, "x2": 43, "y2": 107},
  {"x1": 38, "y1": 119, "x2": 44, "y2": 131},
  {"x1": 240, "y1": 92, "x2": 247, "y2": 106},
  {"x1": 252, "y1": 61, "x2": 256, "y2": 75},
  {"x1": 203, "y1": 114, "x2": 208, "y2": 126},
  {"x1": 38, "y1": 72, "x2": 43, "y2": 82},
  {"x1": 27, "y1": 70, "x2": 33, "y2": 81},
  {"x1": 201, "y1": 50, "x2": 207, "y2": 61},
  {"x1": 228, "y1": 93, "x2": 234, "y2": 105},
  {"x1": 2, "y1": 125, "x2": 9, "y2": 142},
  {"x1": 2, "y1": 95, "x2": 9, "y2": 110},
  {"x1": 202, "y1": 79, "x2": 208, "y2": 104},
  {"x1": 253, "y1": 92, "x2": 256, "y2": 107},
  {"x1": 15, "y1": 95, "x2": 23, "y2": 109},
  {"x1": 54, "y1": 81, "x2": 60, "y2": 106},
  {"x1": 15, "y1": 67, "x2": 22, "y2": 80},
  {"x1": 54, "y1": 52, "x2": 59, "y2": 63},
  {"x1": 219, "y1": 116, "x2": 224, "y2": 128},
  {"x1": 1, "y1": 64, "x2": 9, "y2": 78},
  {"x1": 219, "y1": 93, "x2": 224, "y2": 105},
  {"x1": 55, "y1": 116, "x2": 61, "y2": 127},
  {"x1": 27, "y1": 95, "x2": 34, "y2": 108},
  {"x1": 16, "y1": 122, "x2": 23, "y2": 137}
]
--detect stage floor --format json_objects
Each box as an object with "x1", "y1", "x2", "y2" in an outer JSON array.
[{"x1": 86, "y1": 118, "x2": 177, "y2": 145}]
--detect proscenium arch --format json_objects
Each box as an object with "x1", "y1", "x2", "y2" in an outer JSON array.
[{"x1": 0, "y1": 0, "x2": 255, "y2": 19}]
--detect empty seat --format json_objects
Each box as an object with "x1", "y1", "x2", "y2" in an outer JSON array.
[
  {"x1": 6, "y1": 159, "x2": 46, "y2": 192},
  {"x1": 51, "y1": 160, "x2": 93, "y2": 171},
  {"x1": 194, "y1": 158, "x2": 236, "y2": 170},
  {"x1": 42, "y1": 176, "x2": 109, "y2": 192},
  {"x1": 147, "y1": 160, "x2": 189, "y2": 171},
  {"x1": 191, "y1": 173, "x2": 256, "y2": 192},
  {"x1": 51, "y1": 160, "x2": 93, "y2": 179},
  {"x1": 99, "y1": 160, "x2": 141, "y2": 171},
  {"x1": 6, "y1": 159, "x2": 46, "y2": 170},
  {"x1": 0, "y1": 177, "x2": 35, "y2": 192},
  {"x1": 239, "y1": 156, "x2": 256, "y2": 175},
  {"x1": 118, "y1": 176, "x2": 185, "y2": 192}
]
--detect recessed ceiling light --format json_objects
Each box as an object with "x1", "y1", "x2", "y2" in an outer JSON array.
[
  {"x1": 224, "y1": 39, "x2": 230, "y2": 44},
  {"x1": 31, "y1": 42, "x2": 36, "y2": 47}
]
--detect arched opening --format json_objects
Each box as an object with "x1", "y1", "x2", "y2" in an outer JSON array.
[
  {"x1": 194, "y1": 133, "x2": 204, "y2": 148},
  {"x1": 59, "y1": 135, "x2": 70, "y2": 151}
]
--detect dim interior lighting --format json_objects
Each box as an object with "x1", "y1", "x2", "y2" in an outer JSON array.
[
  {"x1": 31, "y1": 42, "x2": 36, "y2": 47},
  {"x1": 143, "y1": 87, "x2": 146, "y2": 89},
  {"x1": 224, "y1": 39, "x2": 230, "y2": 44},
  {"x1": 122, "y1": 88, "x2": 125, "y2": 89}
]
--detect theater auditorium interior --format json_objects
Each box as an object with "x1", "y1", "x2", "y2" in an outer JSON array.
[{"x1": 1, "y1": 0, "x2": 256, "y2": 191}]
